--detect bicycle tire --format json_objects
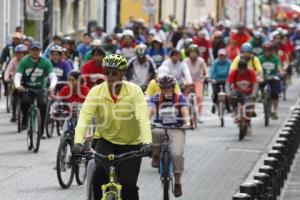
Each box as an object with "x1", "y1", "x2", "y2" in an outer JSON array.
[
  {"x1": 162, "y1": 151, "x2": 170, "y2": 200},
  {"x1": 219, "y1": 102, "x2": 224, "y2": 127},
  {"x1": 45, "y1": 102, "x2": 54, "y2": 138},
  {"x1": 74, "y1": 158, "x2": 87, "y2": 185},
  {"x1": 105, "y1": 192, "x2": 117, "y2": 200},
  {"x1": 264, "y1": 102, "x2": 270, "y2": 127},
  {"x1": 56, "y1": 121, "x2": 63, "y2": 136},
  {"x1": 56, "y1": 137, "x2": 74, "y2": 189},
  {"x1": 27, "y1": 130, "x2": 33, "y2": 150},
  {"x1": 17, "y1": 103, "x2": 22, "y2": 133},
  {"x1": 31, "y1": 108, "x2": 41, "y2": 153},
  {"x1": 6, "y1": 91, "x2": 11, "y2": 113}
]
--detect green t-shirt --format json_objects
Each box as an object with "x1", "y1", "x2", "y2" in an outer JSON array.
[
  {"x1": 17, "y1": 55, "x2": 54, "y2": 89},
  {"x1": 258, "y1": 54, "x2": 282, "y2": 78},
  {"x1": 83, "y1": 50, "x2": 92, "y2": 62}
]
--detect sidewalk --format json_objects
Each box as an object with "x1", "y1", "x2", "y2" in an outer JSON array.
[{"x1": 280, "y1": 150, "x2": 300, "y2": 200}]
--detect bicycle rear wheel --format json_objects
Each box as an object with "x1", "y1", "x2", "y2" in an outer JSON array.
[
  {"x1": 17, "y1": 103, "x2": 22, "y2": 133},
  {"x1": 31, "y1": 108, "x2": 41, "y2": 153},
  {"x1": 162, "y1": 151, "x2": 170, "y2": 200},
  {"x1": 56, "y1": 137, "x2": 74, "y2": 189},
  {"x1": 45, "y1": 102, "x2": 55, "y2": 138},
  {"x1": 56, "y1": 120, "x2": 63, "y2": 136}
]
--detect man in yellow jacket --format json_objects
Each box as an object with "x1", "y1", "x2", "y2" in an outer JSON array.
[
  {"x1": 74, "y1": 54, "x2": 152, "y2": 200},
  {"x1": 230, "y1": 42, "x2": 263, "y2": 82}
]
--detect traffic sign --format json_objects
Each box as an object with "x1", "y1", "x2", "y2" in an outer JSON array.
[{"x1": 26, "y1": 0, "x2": 45, "y2": 20}]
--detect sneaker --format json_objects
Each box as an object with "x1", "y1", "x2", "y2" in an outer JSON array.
[
  {"x1": 174, "y1": 183, "x2": 182, "y2": 197},
  {"x1": 10, "y1": 116, "x2": 17, "y2": 123}
]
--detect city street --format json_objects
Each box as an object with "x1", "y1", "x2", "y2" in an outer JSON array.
[{"x1": 0, "y1": 76, "x2": 299, "y2": 200}]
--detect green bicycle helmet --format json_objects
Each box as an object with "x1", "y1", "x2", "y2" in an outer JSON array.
[{"x1": 103, "y1": 54, "x2": 128, "y2": 70}]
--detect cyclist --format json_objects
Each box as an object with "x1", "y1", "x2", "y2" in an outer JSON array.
[
  {"x1": 145, "y1": 65, "x2": 181, "y2": 98},
  {"x1": 49, "y1": 45, "x2": 72, "y2": 92},
  {"x1": 148, "y1": 74, "x2": 190, "y2": 197},
  {"x1": 193, "y1": 30, "x2": 214, "y2": 65},
  {"x1": 61, "y1": 48, "x2": 74, "y2": 69},
  {"x1": 230, "y1": 42, "x2": 263, "y2": 82},
  {"x1": 59, "y1": 71, "x2": 89, "y2": 103},
  {"x1": 210, "y1": 48, "x2": 231, "y2": 113},
  {"x1": 226, "y1": 59, "x2": 258, "y2": 134},
  {"x1": 43, "y1": 35, "x2": 62, "y2": 58},
  {"x1": 184, "y1": 44, "x2": 208, "y2": 123},
  {"x1": 161, "y1": 49, "x2": 193, "y2": 89},
  {"x1": 226, "y1": 39, "x2": 240, "y2": 61},
  {"x1": 76, "y1": 33, "x2": 92, "y2": 61},
  {"x1": 272, "y1": 31, "x2": 289, "y2": 68},
  {"x1": 126, "y1": 43, "x2": 156, "y2": 90},
  {"x1": 250, "y1": 31, "x2": 264, "y2": 56},
  {"x1": 83, "y1": 39, "x2": 102, "y2": 62},
  {"x1": 230, "y1": 23, "x2": 250, "y2": 49},
  {"x1": 147, "y1": 35, "x2": 168, "y2": 67},
  {"x1": 61, "y1": 36, "x2": 80, "y2": 61},
  {"x1": 73, "y1": 54, "x2": 152, "y2": 200},
  {"x1": 4, "y1": 44, "x2": 27, "y2": 122},
  {"x1": 258, "y1": 42, "x2": 282, "y2": 119},
  {"x1": 102, "y1": 35, "x2": 119, "y2": 55},
  {"x1": 178, "y1": 37, "x2": 193, "y2": 60},
  {"x1": 116, "y1": 29, "x2": 137, "y2": 60},
  {"x1": 212, "y1": 31, "x2": 226, "y2": 59},
  {"x1": 81, "y1": 47, "x2": 105, "y2": 89},
  {"x1": 14, "y1": 41, "x2": 57, "y2": 139}
]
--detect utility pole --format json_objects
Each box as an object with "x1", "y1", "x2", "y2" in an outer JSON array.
[
  {"x1": 43, "y1": 0, "x2": 52, "y2": 50},
  {"x1": 183, "y1": 0, "x2": 187, "y2": 26}
]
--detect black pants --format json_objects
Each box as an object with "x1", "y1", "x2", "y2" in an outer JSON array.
[
  {"x1": 20, "y1": 89, "x2": 47, "y2": 134},
  {"x1": 260, "y1": 80, "x2": 280, "y2": 100},
  {"x1": 93, "y1": 139, "x2": 142, "y2": 200}
]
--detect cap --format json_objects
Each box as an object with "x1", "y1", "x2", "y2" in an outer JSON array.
[
  {"x1": 29, "y1": 41, "x2": 41, "y2": 50},
  {"x1": 218, "y1": 48, "x2": 227, "y2": 56},
  {"x1": 152, "y1": 35, "x2": 163, "y2": 44},
  {"x1": 13, "y1": 32, "x2": 23, "y2": 39}
]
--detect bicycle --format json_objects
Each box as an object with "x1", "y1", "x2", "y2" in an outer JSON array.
[
  {"x1": 24, "y1": 88, "x2": 42, "y2": 153},
  {"x1": 263, "y1": 76, "x2": 279, "y2": 127},
  {"x1": 151, "y1": 123, "x2": 192, "y2": 200},
  {"x1": 16, "y1": 98, "x2": 22, "y2": 133},
  {"x1": 56, "y1": 103, "x2": 87, "y2": 189},
  {"x1": 83, "y1": 149, "x2": 148, "y2": 200},
  {"x1": 231, "y1": 95, "x2": 254, "y2": 141},
  {"x1": 45, "y1": 94, "x2": 63, "y2": 138},
  {"x1": 216, "y1": 81, "x2": 226, "y2": 127},
  {"x1": 184, "y1": 84, "x2": 198, "y2": 129}
]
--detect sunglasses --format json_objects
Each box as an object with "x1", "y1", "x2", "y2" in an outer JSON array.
[{"x1": 104, "y1": 70, "x2": 119, "y2": 77}]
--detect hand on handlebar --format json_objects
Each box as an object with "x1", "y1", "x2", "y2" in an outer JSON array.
[
  {"x1": 72, "y1": 143, "x2": 83, "y2": 154},
  {"x1": 16, "y1": 86, "x2": 25, "y2": 93},
  {"x1": 140, "y1": 144, "x2": 152, "y2": 157}
]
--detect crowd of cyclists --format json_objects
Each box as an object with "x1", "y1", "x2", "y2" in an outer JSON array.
[{"x1": 1, "y1": 16, "x2": 300, "y2": 199}]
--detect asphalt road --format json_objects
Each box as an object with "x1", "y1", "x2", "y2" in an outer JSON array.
[{"x1": 0, "y1": 76, "x2": 300, "y2": 200}]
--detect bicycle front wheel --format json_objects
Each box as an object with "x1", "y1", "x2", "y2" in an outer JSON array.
[
  {"x1": 6, "y1": 90, "x2": 11, "y2": 113},
  {"x1": 74, "y1": 157, "x2": 87, "y2": 185},
  {"x1": 264, "y1": 101, "x2": 270, "y2": 127},
  {"x1": 219, "y1": 102, "x2": 225, "y2": 127},
  {"x1": 31, "y1": 107, "x2": 41, "y2": 153},
  {"x1": 162, "y1": 151, "x2": 170, "y2": 200},
  {"x1": 17, "y1": 103, "x2": 22, "y2": 133},
  {"x1": 56, "y1": 137, "x2": 74, "y2": 189}
]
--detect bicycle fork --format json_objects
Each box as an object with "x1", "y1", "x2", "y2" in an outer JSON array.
[{"x1": 159, "y1": 143, "x2": 174, "y2": 190}]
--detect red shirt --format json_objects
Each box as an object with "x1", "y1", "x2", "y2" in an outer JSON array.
[
  {"x1": 227, "y1": 69, "x2": 257, "y2": 95},
  {"x1": 230, "y1": 32, "x2": 250, "y2": 49},
  {"x1": 81, "y1": 60, "x2": 105, "y2": 88},
  {"x1": 59, "y1": 85, "x2": 90, "y2": 103},
  {"x1": 276, "y1": 44, "x2": 287, "y2": 65},
  {"x1": 226, "y1": 45, "x2": 240, "y2": 61},
  {"x1": 193, "y1": 37, "x2": 211, "y2": 63}
]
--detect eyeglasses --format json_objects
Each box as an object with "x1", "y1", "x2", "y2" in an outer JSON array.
[{"x1": 104, "y1": 70, "x2": 119, "y2": 77}]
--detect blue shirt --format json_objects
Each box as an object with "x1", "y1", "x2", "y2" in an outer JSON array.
[
  {"x1": 52, "y1": 60, "x2": 72, "y2": 91},
  {"x1": 147, "y1": 47, "x2": 167, "y2": 67},
  {"x1": 77, "y1": 43, "x2": 91, "y2": 58},
  {"x1": 149, "y1": 94, "x2": 188, "y2": 126},
  {"x1": 210, "y1": 58, "x2": 231, "y2": 81}
]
